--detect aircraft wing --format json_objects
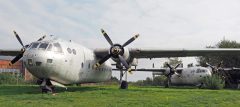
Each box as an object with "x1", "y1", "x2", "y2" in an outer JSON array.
[
  {"x1": 222, "y1": 67, "x2": 240, "y2": 71},
  {"x1": 112, "y1": 68, "x2": 167, "y2": 72},
  {"x1": 0, "y1": 49, "x2": 21, "y2": 56},
  {"x1": 129, "y1": 48, "x2": 240, "y2": 58},
  {"x1": 112, "y1": 68, "x2": 183, "y2": 73},
  {"x1": 94, "y1": 48, "x2": 240, "y2": 58}
]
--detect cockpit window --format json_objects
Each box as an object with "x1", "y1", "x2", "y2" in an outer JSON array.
[
  {"x1": 72, "y1": 49, "x2": 76, "y2": 55},
  {"x1": 53, "y1": 43, "x2": 63, "y2": 53},
  {"x1": 39, "y1": 43, "x2": 49, "y2": 50},
  {"x1": 30, "y1": 43, "x2": 40, "y2": 49},
  {"x1": 47, "y1": 44, "x2": 52, "y2": 51}
]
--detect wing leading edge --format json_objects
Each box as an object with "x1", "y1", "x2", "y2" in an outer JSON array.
[
  {"x1": 94, "y1": 48, "x2": 240, "y2": 59},
  {"x1": 0, "y1": 49, "x2": 21, "y2": 56},
  {"x1": 130, "y1": 48, "x2": 240, "y2": 58}
]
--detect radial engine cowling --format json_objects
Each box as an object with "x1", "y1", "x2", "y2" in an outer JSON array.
[{"x1": 111, "y1": 47, "x2": 130, "y2": 63}]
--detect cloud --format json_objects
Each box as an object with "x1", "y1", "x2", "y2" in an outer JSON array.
[{"x1": 1, "y1": 0, "x2": 240, "y2": 81}]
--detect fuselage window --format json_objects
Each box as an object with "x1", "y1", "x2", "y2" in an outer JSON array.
[
  {"x1": 72, "y1": 49, "x2": 76, "y2": 55},
  {"x1": 53, "y1": 43, "x2": 63, "y2": 53},
  {"x1": 88, "y1": 63, "x2": 90, "y2": 69},
  {"x1": 47, "y1": 44, "x2": 52, "y2": 51},
  {"x1": 196, "y1": 69, "x2": 205, "y2": 73},
  {"x1": 47, "y1": 59, "x2": 53, "y2": 63},
  {"x1": 39, "y1": 43, "x2": 49, "y2": 50},
  {"x1": 30, "y1": 43, "x2": 40, "y2": 49},
  {"x1": 67, "y1": 48, "x2": 72, "y2": 54},
  {"x1": 28, "y1": 59, "x2": 33, "y2": 66},
  {"x1": 81, "y1": 63, "x2": 84, "y2": 68}
]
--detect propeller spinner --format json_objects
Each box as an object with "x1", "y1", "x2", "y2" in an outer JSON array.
[
  {"x1": 206, "y1": 61, "x2": 223, "y2": 74},
  {"x1": 94, "y1": 29, "x2": 139, "y2": 73}
]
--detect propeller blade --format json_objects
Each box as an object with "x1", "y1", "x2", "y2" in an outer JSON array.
[
  {"x1": 101, "y1": 29, "x2": 114, "y2": 46},
  {"x1": 38, "y1": 35, "x2": 46, "y2": 41},
  {"x1": 174, "y1": 63, "x2": 181, "y2": 69},
  {"x1": 118, "y1": 55, "x2": 129, "y2": 69},
  {"x1": 13, "y1": 31, "x2": 24, "y2": 47},
  {"x1": 122, "y1": 34, "x2": 139, "y2": 47},
  {"x1": 94, "y1": 54, "x2": 112, "y2": 68},
  {"x1": 10, "y1": 52, "x2": 24, "y2": 65},
  {"x1": 206, "y1": 62, "x2": 214, "y2": 69},
  {"x1": 166, "y1": 63, "x2": 172, "y2": 69}
]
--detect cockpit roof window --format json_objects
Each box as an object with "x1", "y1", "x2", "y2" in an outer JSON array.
[
  {"x1": 53, "y1": 43, "x2": 63, "y2": 53},
  {"x1": 30, "y1": 43, "x2": 40, "y2": 49},
  {"x1": 39, "y1": 43, "x2": 49, "y2": 50}
]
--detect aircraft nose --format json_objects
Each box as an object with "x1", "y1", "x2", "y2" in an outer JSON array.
[{"x1": 23, "y1": 50, "x2": 53, "y2": 78}]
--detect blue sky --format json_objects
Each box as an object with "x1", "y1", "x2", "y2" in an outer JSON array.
[{"x1": 1, "y1": 0, "x2": 240, "y2": 81}]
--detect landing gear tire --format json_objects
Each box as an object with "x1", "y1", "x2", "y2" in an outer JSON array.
[
  {"x1": 120, "y1": 81, "x2": 128, "y2": 89},
  {"x1": 37, "y1": 79, "x2": 43, "y2": 85}
]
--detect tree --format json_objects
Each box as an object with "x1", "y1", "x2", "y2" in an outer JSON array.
[
  {"x1": 163, "y1": 57, "x2": 182, "y2": 68},
  {"x1": 197, "y1": 39, "x2": 240, "y2": 67}
]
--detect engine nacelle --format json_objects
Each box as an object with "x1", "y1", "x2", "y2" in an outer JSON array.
[{"x1": 131, "y1": 58, "x2": 138, "y2": 66}]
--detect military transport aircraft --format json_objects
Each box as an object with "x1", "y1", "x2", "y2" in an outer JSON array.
[
  {"x1": 128, "y1": 63, "x2": 212, "y2": 87},
  {"x1": 1, "y1": 29, "x2": 240, "y2": 92},
  {"x1": 132, "y1": 62, "x2": 240, "y2": 88}
]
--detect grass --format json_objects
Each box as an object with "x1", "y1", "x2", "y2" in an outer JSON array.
[{"x1": 0, "y1": 85, "x2": 240, "y2": 107}]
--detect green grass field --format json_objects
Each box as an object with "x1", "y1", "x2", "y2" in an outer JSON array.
[{"x1": 0, "y1": 85, "x2": 240, "y2": 107}]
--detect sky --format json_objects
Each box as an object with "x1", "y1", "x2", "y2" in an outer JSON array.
[{"x1": 1, "y1": 0, "x2": 240, "y2": 81}]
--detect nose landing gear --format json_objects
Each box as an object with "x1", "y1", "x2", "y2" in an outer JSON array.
[{"x1": 40, "y1": 79, "x2": 55, "y2": 94}]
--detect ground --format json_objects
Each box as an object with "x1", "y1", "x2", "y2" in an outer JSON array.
[{"x1": 0, "y1": 85, "x2": 240, "y2": 107}]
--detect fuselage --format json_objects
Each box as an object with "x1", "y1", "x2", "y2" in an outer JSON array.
[
  {"x1": 171, "y1": 67, "x2": 211, "y2": 85},
  {"x1": 22, "y1": 36, "x2": 112, "y2": 84}
]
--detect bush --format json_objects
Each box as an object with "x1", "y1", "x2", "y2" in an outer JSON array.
[
  {"x1": 133, "y1": 76, "x2": 166, "y2": 86},
  {"x1": 201, "y1": 74, "x2": 225, "y2": 90},
  {"x1": 0, "y1": 73, "x2": 25, "y2": 85},
  {"x1": 153, "y1": 76, "x2": 166, "y2": 86}
]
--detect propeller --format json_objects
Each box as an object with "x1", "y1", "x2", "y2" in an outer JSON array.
[
  {"x1": 206, "y1": 61, "x2": 223, "y2": 74},
  {"x1": 9, "y1": 31, "x2": 27, "y2": 65},
  {"x1": 94, "y1": 29, "x2": 139, "y2": 73},
  {"x1": 164, "y1": 63, "x2": 181, "y2": 88},
  {"x1": 166, "y1": 63, "x2": 181, "y2": 76},
  {"x1": 10, "y1": 31, "x2": 46, "y2": 65}
]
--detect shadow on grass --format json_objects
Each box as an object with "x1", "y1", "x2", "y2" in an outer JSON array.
[
  {"x1": 0, "y1": 85, "x2": 118, "y2": 96},
  {"x1": 0, "y1": 84, "x2": 208, "y2": 96}
]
